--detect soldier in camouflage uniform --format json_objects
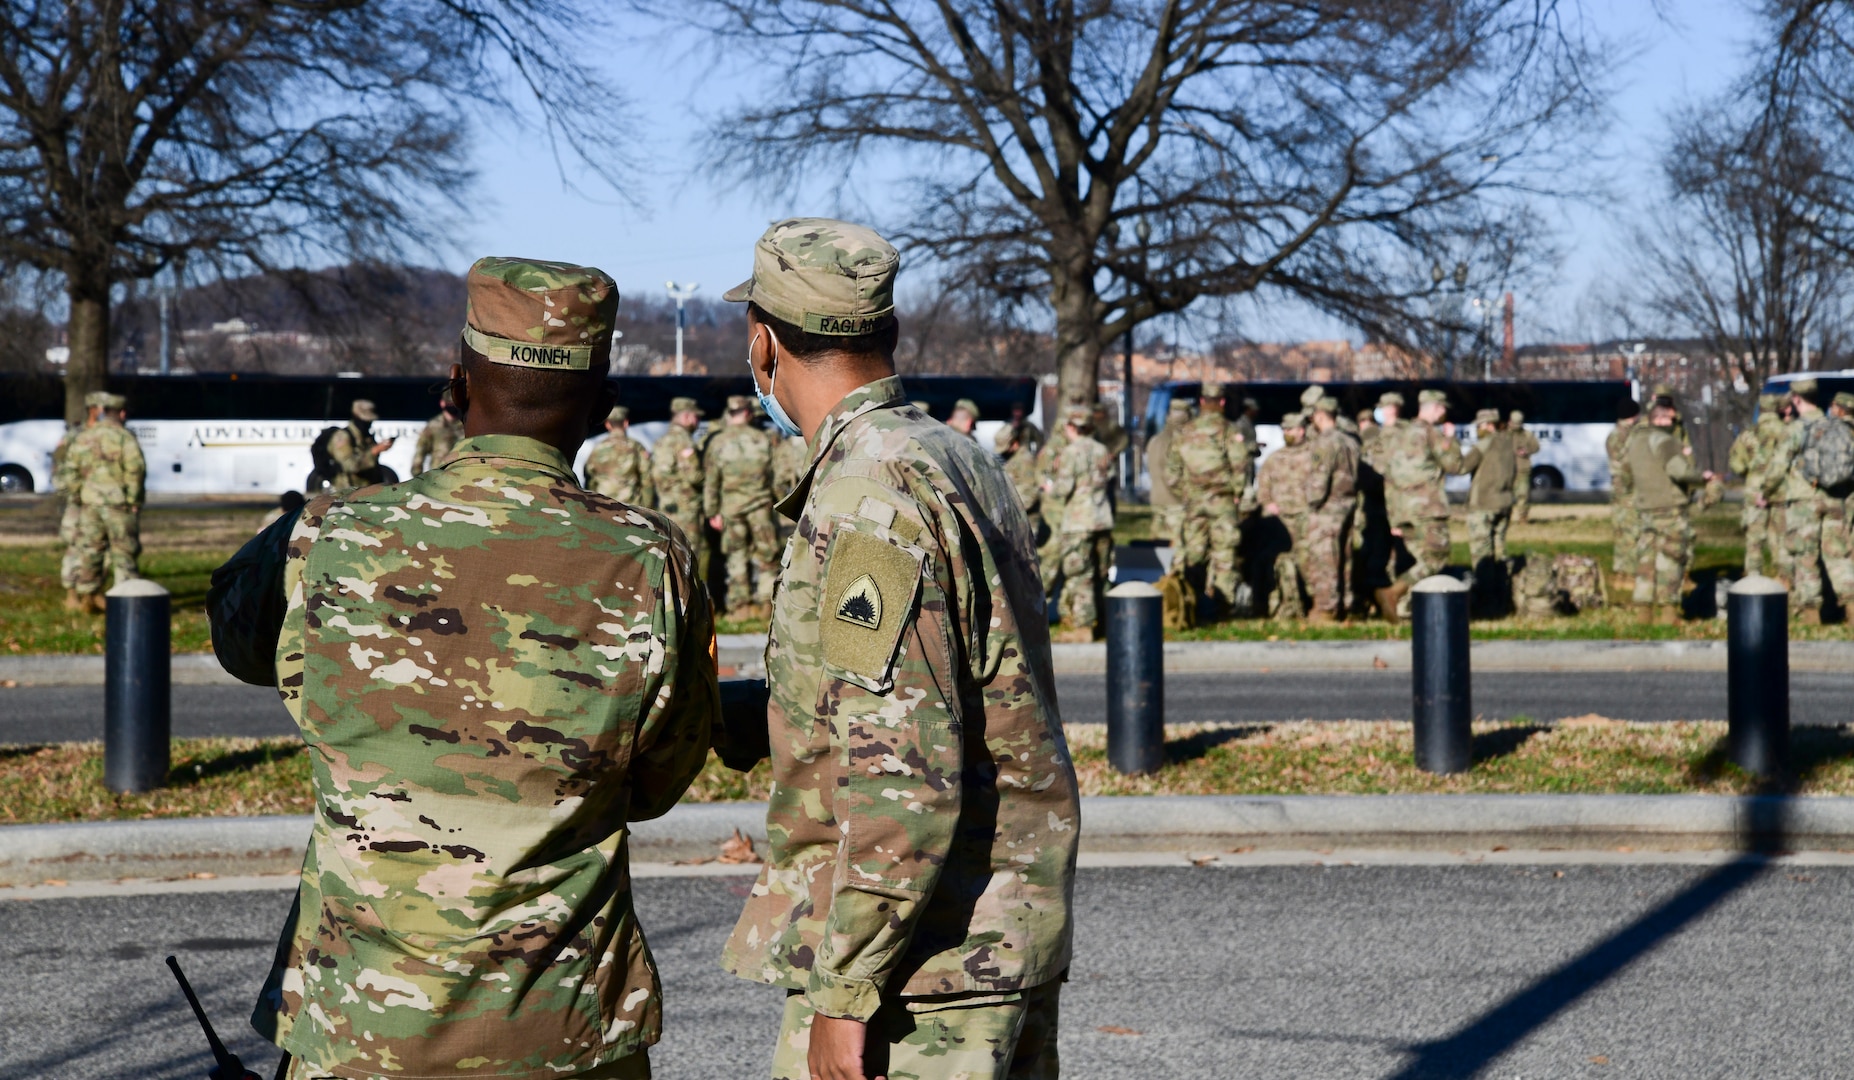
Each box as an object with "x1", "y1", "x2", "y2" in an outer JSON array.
[
  {"x1": 1036, "y1": 399, "x2": 1081, "y2": 589},
  {"x1": 52, "y1": 419, "x2": 84, "y2": 607},
  {"x1": 719, "y1": 218, "x2": 1076, "y2": 1080},
  {"x1": 652, "y1": 395, "x2": 710, "y2": 585},
  {"x1": 207, "y1": 257, "x2": 718, "y2": 1079},
  {"x1": 582, "y1": 404, "x2": 655, "y2": 507},
  {"x1": 1044, "y1": 403, "x2": 1115, "y2": 640},
  {"x1": 1257, "y1": 412, "x2": 1315, "y2": 618},
  {"x1": 1145, "y1": 397, "x2": 1193, "y2": 544},
  {"x1": 1304, "y1": 398, "x2": 1359, "y2": 623},
  {"x1": 409, "y1": 393, "x2": 465, "y2": 474},
  {"x1": 1770, "y1": 378, "x2": 1854, "y2": 624},
  {"x1": 1165, "y1": 381, "x2": 1255, "y2": 617},
  {"x1": 704, "y1": 394, "x2": 780, "y2": 618},
  {"x1": 65, "y1": 391, "x2": 145, "y2": 613},
  {"x1": 1617, "y1": 390, "x2": 1713, "y2": 624},
  {"x1": 998, "y1": 424, "x2": 1045, "y2": 543},
  {"x1": 1000, "y1": 400, "x2": 1044, "y2": 456},
  {"x1": 325, "y1": 399, "x2": 395, "y2": 493},
  {"x1": 947, "y1": 397, "x2": 980, "y2": 439},
  {"x1": 1509, "y1": 410, "x2": 1540, "y2": 524},
  {"x1": 1354, "y1": 392, "x2": 1398, "y2": 614},
  {"x1": 1606, "y1": 399, "x2": 1643, "y2": 579},
  {"x1": 1372, "y1": 388, "x2": 1461, "y2": 622},
  {"x1": 1462, "y1": 408, "x2": 1517, "y2": 566},
  {"x1": 1729, "y1": 394, "x2": 1784, "y2": 577}
]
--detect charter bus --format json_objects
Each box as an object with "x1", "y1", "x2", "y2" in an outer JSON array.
[
  {"x1": 0, "y1": 372, "x2": 1042, "y2": 496},
  {"x1": 1141, "y1": 378, "x2": 1636, "y2": 493},
  {"x1": 1764, "y1": 370, "x2": 1854, "y2": 407}
]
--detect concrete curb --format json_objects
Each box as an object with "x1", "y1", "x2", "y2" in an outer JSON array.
[
  {"x1": 9, "y1": 639, "x2": 1854, "y2": 685},
  {"x1": 7, "y1": 794, "x2": 1852, "y2": 885}
]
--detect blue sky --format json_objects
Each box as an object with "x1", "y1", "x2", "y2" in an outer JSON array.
[{"x1": 461, "y1": 2, "x2": 1762, "y2": 346}]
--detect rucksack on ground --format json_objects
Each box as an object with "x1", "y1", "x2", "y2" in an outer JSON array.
[{"x1": 1554, "y1": 554, "x2": 1606, "y2": 613}]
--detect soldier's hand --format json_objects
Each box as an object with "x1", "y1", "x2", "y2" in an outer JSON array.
[
  {"x1": 1442, "y1": 422, "x2": 1457, "y2": 437},
  {"x1": 808, "y1": 1014, "x2": 876, "y2": 1080},
  {"x1": 1390, "y1": 527, "x2": 1404, "y2": 538},
  {"x1": 373, "y1": 439, "x2": 395, "y2": 454},
  {"x1": 1264, "y1": 502, "x2": 1279, "y2": 517},
  {"x1": 709, "y1": 515, "x2": 724, "y2": 531}
]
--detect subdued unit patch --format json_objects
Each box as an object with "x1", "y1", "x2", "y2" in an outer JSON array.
[
  {"x1": 835, "y1": 574, "x2": 882, "y2": 629},
  {"x1": 820, "y1": 526, "x2": 922, "y2": 689}
]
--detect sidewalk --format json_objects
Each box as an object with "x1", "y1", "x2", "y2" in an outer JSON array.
[
  {"x1": 5, "y1": 794, "x2": 1848, "y2": 886},
  {"x1": 7, "y1": 637, "x2": 1853, "y2": 685}
]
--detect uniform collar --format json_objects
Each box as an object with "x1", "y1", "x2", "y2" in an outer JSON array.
[
  {"x1": 776, "y1": 376, "x2": 905, "y2": 521},
  {"x1": 443, "y1": 434, "x2": 578, "y2": 482}
]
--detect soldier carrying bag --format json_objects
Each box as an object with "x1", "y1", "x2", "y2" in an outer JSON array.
[{"x1": 1801, "y1": 417, "x2": 1854, "y2": 494}]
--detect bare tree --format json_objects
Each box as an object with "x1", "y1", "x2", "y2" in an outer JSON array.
[
  {"x1": 0, "y1": 0, "x2": 629, "y2": 423},
  {"x1": 671, "y1": 0, "x2": 1610, "y2": 406}
]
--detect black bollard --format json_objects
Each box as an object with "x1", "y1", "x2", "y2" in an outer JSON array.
[
  {"x1": 1411, "y1": 575, "x2": 1472, "y2": 774},
  {"x1": 105, "y1": 578, "x2": 171, "y2": 793},
  {"x1": 1105, "y1": 581, "x2": 1164, "y2": 775},
  {"x1": 1727, "y1": 575, "x2": 1789, "y2": 777}
]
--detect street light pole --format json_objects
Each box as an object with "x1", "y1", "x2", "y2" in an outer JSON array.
[
  {"x1": 665, "y1": 281, "x2": 699, "y2": 376},
  {"x1": 1126, "y1": 218, "x2": 1152, "y2": 495}
]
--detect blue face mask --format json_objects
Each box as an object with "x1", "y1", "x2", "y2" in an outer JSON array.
[{"x1": 750, "y1": 328, "x2": 802, "y2": 438}]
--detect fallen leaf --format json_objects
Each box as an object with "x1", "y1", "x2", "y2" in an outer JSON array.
[
  {"x1": 0, "y1": 679, "x2": 16, "y2": 688},
  {"x1": 1615, "y1": 846, "x2": 1633, "y2": 854},
  {"x1": 672, "y1": 857, "x2": 714, "y2": 866},
  {"x1": 1372, "y1": 656, "x2": 1389, "y2": 670},
  {"x1": 1096, "y1": 1025, "x2": 1142, "y2": 1036},
  {"x1": 1552, "y1": 870, "x2": 1565, "y2": 878},
  {"x1": 1226, "y1": 845, "x2": 1255, "y2": 855},
  {"x1": 42, "y1": 879, "x2": 67, "y2": 887},
  {"x1": 716, "y1": 828, "x2": 762, "y2": 865},
  {"x1": 190, "y1": 871, "x2": 218, "y2": 880},
  {"x1": 1190, "y1": 855, "x2": 1218, "y2": 867},
  {"x1": 1590, "y1": 1055, "x2": 1610, "y2": 1065},
  {"x1": 1258, "y1": 666, "x2": 1271, "y2": 673},
  {"x1": 1490, "y1": 845, "x2": 1509, "y2": 852}
]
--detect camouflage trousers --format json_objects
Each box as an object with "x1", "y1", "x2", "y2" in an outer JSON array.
[
  {"x1": 1787, "y1": 496, "x2": 1854, "y2": 613},
  {"x1": 1631, "y1": 508, "x2": 1693, "y2": 607},
  {"x1": 657, "y1": 491, "x2": 711, "y2": 587},
  {"x1": 1823, "y1": 497, "x2": 1854, "y2": 609},
  {"x1": 1741, "y1": 502, "x2": 1773, "y2": 578},
  {"x1": 1467, "y1": 509, "x2": 1511, "y2": 566},
  {"x1": 1304, "y1": 505, "x2": 1353, "y2": 618},
  {"x1": 1513, "y1": 475, "x2": 1532, "y2": 524},
  {"x1": 289, "y1": 1050, "x2": 649, "y2": 1078},
  {"x1": 1153, "y1": 503, "x2": 1185, "y2": 545},
  {"x1": 1037, "y1": 500, "x2": 1066, "y2": 591},
  {"x1": 58, "y1": 497, "x2": 82, "y2": 589},
  {"x1": 1391, "y1": 517, "x2": 1451, "y2": 587},
  {"x1": 720, "y1": 507, "x2": 780, "y2": 608},
  {"x1": 771, "y1": 983, "x2": 1061, "y2": 1080},
  {"x1": 1611, "y1": 503, "x2": 1641, "y2": 576},
  {"x1": 69, "y1": 503, "x2": 140, "y2": 598},
  {"x1": 1054, "y1": 529, "x2": 1112, "y2": 629},
  {"x1": 1178, "y1": 499, "x2": 1244, "y2": 608}
]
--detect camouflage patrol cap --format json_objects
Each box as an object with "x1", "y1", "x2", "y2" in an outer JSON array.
[
  {"x1": 669, "y1": 396, "x2": 704, "y2": 417},
  {"x1": 952, "y1": 398, "x2": 980, "y2": 419},
  {"x1": 1062, "y1": 403, "x2": 1093, "y2": 428},
  {"x1": 1242, "y1": 396, "x2": 1259, "y2": 410},
  {"x1": 1300, "y1": 385, "x2": 1325, "y2": 408},
  {"x1": 1315, "y1": 396, "x2": 1340, "y2": 415},
  {"x1": 83, "y1": 391, "x2": 114, "y2": 409},
  {"x1": 1418, "y1": 389, "x2": 1448, "y2": 406},
  {"x1": 1509, "y1": 410, "x2": 1526, "y2": 424},
  {"x1": 723, "y1": 217, "x2": 898, "y2": 335},
  {"x1": 1475, "y1": 408, "x2": 1501, "y2": 425},
  {"x1": 726, "y1": 394, "x2": 753, "y2": 413},
  {"x1": 1791, "y1": 377, "x2": 1821, "y2": 402},
  {"x1": 992, "y1": 426, "x2": 1018, "y2": 450},
  {"x1": 1280, "y1": 411, "x2": 1306, "y2": 429},
  {"x1": 1200, "y1": 381, "x2": 1226, "y2": 400},
  {"x1": 351, "y1": 399, "x2": 378, "y2": 421},
  {"x1": 1378, "y1": 391, "x2": 1405, "y2": 408},
  {"x1": 1356, "y1": 409, "x2": 1376, "y2": 425},
  {"x1": 462, "y1": 256, "x2": 618, "y2": 371},
  {"x1": 1168, "y1": 398, "x2": 1193, "y2": 414},
  {"x1": 1835, "y1": 391, "x2": 1854, "y2": 412},
  {"x1": 1760, "y1": 393, "x2": 1784, "y2": 412},
  {"x1": 606, "y1": 405, "x2": 629, "y2": 424}
]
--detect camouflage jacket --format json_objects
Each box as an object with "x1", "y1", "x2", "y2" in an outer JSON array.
[
  {"x1": 1038, "y1": 427, "x2": 1073, "y2": 522},
  {"x1": 1256, "y1": 438, "x2": 1315, "y2": 521},
  {"x1": 209, "y1": 434, "x2": 717, "y2": 1077},
  {"x1": 1046, "y1": 432, "x2": 1114, "y2": 534},
  {"x1": 583, "y1": 432, "x2": 655, "y2": 507},
  {"x1": 1163, "y1": 412, "x2": 1251, "y2": 503},
  {"x1": 411, "y1": 413, "x2": 465, "y2": 474},
  {"x1": 1606, "y1": 422, "x2": 1639, "y2": 498},
  {"x1": 1728, "y1": 427, "x2": 1761, "y2": 486},
  {"x1": 1512, "y1": 426, "x2": 1541, "y2": 459},
  {"x1": 67, "y1": 417, "x2": 145, "y2": 506},
  {"x1": 649, "y1": 422, "x2": 703, "y2": 514},
  {"x1": 773, "y1": 431, "x2": 809, "y2": 498},
  {"x1": 702, "y1": 423, "x2": 776, "y2": 518},
  {"x1": 1764, "y1": 417, "x2": 1820, "y2": 503},
  {"x1": 52, "y1": 425, "x2": 81, "y2": 498},
  {"x1": 327, "y1": 421, "x2": 383, "y2": 486},
  {"x1": 722, "y1": 376, "x2": 1079, "y2": 1020},
  {"x1": 1003, "y1": 418, "x2": 1045, "y2": 455},
  {"x1": 1145, "y1": 427, "x2": 1179, "y2": 508},
  {"x1": 1003, "y1": 446, "x2": 1043, "y2": 520},
  {"x1": 1308, "y1": 427, "x2": 1359, "y2": 515},
  {"x1": 1462, "y1": 430, "x2": 1517, "y2": 512},
  {"x1": 1622, "y1": 425, "x2": 1703, "y2": 512},
  {"x1": 1375, "y1": 419, "x2": 1460, "y2": 521}
]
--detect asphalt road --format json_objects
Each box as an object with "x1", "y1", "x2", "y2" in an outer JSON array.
[
  {"x1": 4, "y1": 671, "x2": 1849, "y2": 746},
  {"x1": 6, "y1": 862, "x2": 1853, "y2": 1078}
]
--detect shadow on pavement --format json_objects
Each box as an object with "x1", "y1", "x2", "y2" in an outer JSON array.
[
  {"x1": 1382, "y1": 788, "x2": 1793, "y2": 1079},
  {"x1": 1164, "y1": 724, "x2": 1271, "y2": 765}
]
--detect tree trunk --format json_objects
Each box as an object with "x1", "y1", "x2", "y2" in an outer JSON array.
[
  {"x1": 65, "y1": 277, "x2": 111, "y2": 427},
  {"x1": 1049, "y1": 256, "x2": 1104, "y2": 410}
]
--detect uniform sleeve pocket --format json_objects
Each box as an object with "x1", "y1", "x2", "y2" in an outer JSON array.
[{"x1": 819, "y1": 521, "x2": 926, "y2": 695}]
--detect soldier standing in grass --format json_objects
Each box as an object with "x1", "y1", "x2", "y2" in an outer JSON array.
[
  {"x1": 53, "y1": 417, "x2": 84, "y2": 608},
  {"x1": 1257, "y1": 411, "x2": 1315, "y2": 618},
  {"x1": 1509, "y1": 410, "x2": 1539, "y2": 524},
  {"x1": 1730, "y1": 394, "x2": 1784, "y2": 577},
  {"x1": 719, "y1": 217, "x2": 1077, "y2": 1080},
  {"x1": 1770, "y1": 378, "x2": 1854, "y2": 624},
  {"x1": 1045, "y1": 403, "x2": 1115, "y2": 641},
  {"x1": 409, "y1": 392, "x2": 465, "y2": 474},
  {"x1": 1462, "y1": 408, "x2": 1518, "y2": 567},
  {"x1": 65, "y1": 391, "x2": 145, "y2": 614},
  {"x1": 207, "y1": 256, "x2": 718, "y2": 1079},
  {"x1": 1373, "y1": 388, "x2": 1461, "y2": 623},
  {"x1": 1165, "y1": 381, "x2": 1254, "y2": 618},
  {"x1": 1606, "y1": 398, "x2": 1643, "y2": 584},
  {"x1": 653, "y1": 395, "x2": 711, "y2": 584},
  {"x1": 1304, "y1": 397, "x2": 1359, "y2": 624},
  {"x1": 1618, "y1": 390, "x2": 1714, "y2": 625},
  {"x1": 1145, "y1": 397, "x2": 1193, "y2": 545},
  {"x1": 325, "y1": 399, "x2": 394, "y2": 494},
  {"x1": 582, "y1": 404, "x2": 656, "y2": 507},
  {"x1": 999, "y1": 424, "x2": 1045, "y2": 543},
  {"x1": 704, "y1": 394, "x2": 781, "y2": 620}
]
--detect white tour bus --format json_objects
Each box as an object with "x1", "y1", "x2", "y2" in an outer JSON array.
[{"x1": 0, "y1": 372, "x2": 1044, "y2": 497}]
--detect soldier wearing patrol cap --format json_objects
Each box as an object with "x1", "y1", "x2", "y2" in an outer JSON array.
[
  {"x1": 1461, "y1": 407, "x2": 1518, "y2": 595},
  {"x1": 1730, "y1": 393, "x2": 1786, "y2": 577},
  {"x1": 1508, "y1": 409, "x2": 1540, "y2": 524},
  {"x1": 1372, "y1": 388, "x2": 1462, "y2": 621},
  {"x1": 410, "y1": 390, "x2": 465, "y2": 475},
  {"x1": 718, "y1": 218, "x2": 1077, "y2": 1080},
  {"x1": 703, "y1": 393, "x2": 780, "y2": 619},
  {"x1": 208, "y1": 256, "x2": 718, "y2": 1079},
  {"x1": 1044, "y1": 401, "x2": 1115, "y2": 639},
  {"x1": 1304, "y1": 396, "x2": 1359, "y2": 622},
  {"x1": 582, "y1": 403, "x2": 655, "y2": 508},
  {"x1": 325, "y1": 398, "x2": 395, "y2": 493},
  {"x1": 1165, "y1": 380, "x2": 1255, "y2": 618},
  {"x1": 1617, "y1": 387, "x2": 1714, "y2": 623},
  {"x1": 946, "y1": 396, "x2": 981, "y2": 439},
  {"x1": 64, "y1": 390, "x2": 145, "y2": 613},
  {"x1": 653, "y1": 394, "x2": 712, "y2": 582},
  {"x1": 1769, "y1": 377, "x2": 1854, "y2": 623}
]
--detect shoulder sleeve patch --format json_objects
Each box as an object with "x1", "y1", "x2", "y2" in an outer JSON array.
[{"x1": 820, "y1": 522, "x2": 925, "y2": 693}]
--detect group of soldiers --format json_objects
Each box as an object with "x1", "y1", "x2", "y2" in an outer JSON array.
[
  {"x1": 1723, "y1": 377, "x2": 1854, "y2": 625},
  {"x1": 51, "y1": 391, "x2": 146, "y2": 612},
  {"x1": 582, "y1": 393, "x2": 806, "y2": 620},
  {"x1": 1143, "y1": 381, "x2": 1540, "y2": 624}
]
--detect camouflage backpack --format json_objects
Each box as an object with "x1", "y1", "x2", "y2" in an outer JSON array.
[
  {"x1": 1512, "y1": 555, "x2": 1560, "y2": 618},
  {"x1": 1800, "y1": 417, "x2": 1854, "y2": 493},
  {"x1": 1157, "y1": 569, "x2": 1196, "y2": 631},
  {"x1": 1553, "y1": 553, "x2": 1605, "y2": 613}
]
